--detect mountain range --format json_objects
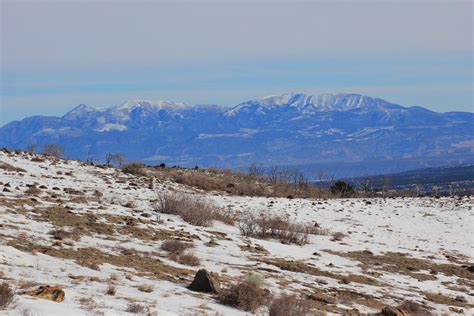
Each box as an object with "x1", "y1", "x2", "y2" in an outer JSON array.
[{"x1": 1, "y1": 93, "x2": 473, "y2": 177}]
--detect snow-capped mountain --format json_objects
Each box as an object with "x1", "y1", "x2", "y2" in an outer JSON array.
[{"x1": 1, "y1": 93, "x2": 473, "y2": 177}]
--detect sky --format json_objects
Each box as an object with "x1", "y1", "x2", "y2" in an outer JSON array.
[{"x1": 1, "y1": 0, "x2": 473, "y2": 125}]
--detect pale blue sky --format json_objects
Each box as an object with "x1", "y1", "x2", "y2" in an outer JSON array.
[{"x1": 1, "y1": 0, "x2": 473, "y2": 125}]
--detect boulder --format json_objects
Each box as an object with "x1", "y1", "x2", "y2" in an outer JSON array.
[
  {"x1": 26, "y1": 285, "x2": 65, "y2": 303},
  {"x1": 188, "y1": 269, "x2": 220, "y2": 293}
]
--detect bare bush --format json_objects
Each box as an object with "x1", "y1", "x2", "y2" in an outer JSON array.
[
  {"x1": 269, "y1": 294, "x2": 317, "y2": 316},
  {"x1": 43, "y1": 143, "x2": 64, "y2": 158},
  {"x1": 155, "y1": 192, "x2": 234, "y2": 226},
  {"x1": 25, "y1": 185, "x2": 41, "y2": 195},
  {"x1": 160, "y1": 240, "x2": 193, "y2": 254},
  {"x1": 397, "y1": 300, "x2": 432, "y2": 316},
  {"x1": 218, "y1": 281, "x2": 271, "y2": 313},
  {"x1": 0, "y1": 282, "x2": 15, "y2": 309},
  {"x1": 122, "y1": 162, "x2": 146, "y2": 176},
  {"x1": 105, "y1": 153, "x2": 125, "y2": 167},
  {"x1": 239, "y1": 213, "x2": 321, "y2": 245},
  {"x1": 105, "y1": 284, "x2": 116, "y2": 295},
  {"x1": 137, "y1": 284, "x2": 154, "y2": 293},
  {"x1": 126, "y1": 302, "x2": 149, "y2": 314},
  {"x1": 176, "y1": 253, "x2": 200, "y2": 266},
  {"x1": 331, "y1": 232, "x2": 346, "y2": 242}
]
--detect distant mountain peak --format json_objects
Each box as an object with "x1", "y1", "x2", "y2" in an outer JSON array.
[
  {"x1": 224, "y1": 92, "x2": 395, "y2": 117},
  {"x1": 62, "y1": 104, "x2": 98, "y2": 120},
  {"x1": 115, "y1": 100, "x2": 190, "y2": 111}
]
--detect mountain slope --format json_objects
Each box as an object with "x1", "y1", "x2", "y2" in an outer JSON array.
[{"x1": 1, "y1": 93, "x2": 472, "y2": 176}]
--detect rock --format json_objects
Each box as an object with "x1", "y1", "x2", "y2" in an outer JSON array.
[
  {"x1": 188, "y1": 269, "x2": 220, "y2": 293},
  {"x1": 378, "y1": 306, "x2": 412, "y2": 316},
  {"x1": 25, "y1": 285, "x2": 65, "y2": 302},
  {"x1": 467, "y1": 265, "x2": 474, "y2": 273}
]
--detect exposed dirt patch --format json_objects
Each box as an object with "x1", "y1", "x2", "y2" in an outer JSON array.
[
  {"x1": 7, "y1": 237, "x2": 193, "y2": 284},
  {"x1": 260, "y1": 258, "x2": 383, "y2": 286}
]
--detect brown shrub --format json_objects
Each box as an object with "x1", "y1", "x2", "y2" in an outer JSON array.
[
  {"x1": 0, "y1": 282, "x2": 15, "y2": 310},
  {"x1": 31, "y1": 156, "x2": 45, "y2": 162},
  {"x1": 156, "y1": 192, "x2": 234, "y2": 226},
  {"x1": 397, "y1": 300, "x2": 432, "y2": 316},
  {"x1": 269, "y1": 294, "x2": 317, "y2": 316},
  {"x1": 43, "y1": 143, "x2": 64, "y2": 158},
  {"x1": 25, "y1": 185, "x2": 41, "y2": 195},
  {"x1": 137, "y1": 284, "x2": 154, "y2": 293},
  {"x1": 105, "y1": 284, "x2": 116, "y2": 295},
  {"x1": 218, "y1": 281, "x2": 271, "y2": 312},
  {"x1": 161, "y1": 240, "x2": 193, "y2": 254},
  {"x1": 176, "y1": 253, "x2": 200, "y2": 267},
  {"x1": 126, "y1": 302, "x2": 148, "y2": 314},
  {"x1": 331, "y1": 232, "x2": 346, "y2": 242},
  {"x1": 0, "y1": 162, "x2": 25, "y2": 172},
  {"x1": 239, "y1": 213, "x2": 321, "y2": 245},
  {"x1": 122, "y1": 162, "x2": 146, "y2": 176}
]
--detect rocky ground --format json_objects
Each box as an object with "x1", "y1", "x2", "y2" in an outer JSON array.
[{"x1": 0, "y1": 149, "x2": 473, "y2": 315}]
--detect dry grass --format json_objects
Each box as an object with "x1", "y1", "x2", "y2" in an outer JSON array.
[
  {"x1": 0, "y1": 161, "x2": 25, "y2": 172},
  {"x1": 175, "y1": 253, "x2": 200, "y2": 267},
  {"x1": 397, "y1": 300, "x2": 432, "y2": 316},
  {"x1": 0, "y1": 282, "x2": 15, "y2": 310},
  {"x1": 218, "y1": 281, "x2": 271, "y2": 313},
  {"x1": 155, "y1": 192, "x2": 234, "y2": 226},
  {"x1": 239, "y1": 213, "x2": 325, "y2": 245},
  {"x1": 122, "y1": 163, "x2": 146, "y2": 176},
  {"x1": 105, "y1": 284, "x2": 116, "y2": 295},
  {"x1": 25, "y1": 185, "x2": 41, "y2": 195},
  {"x1": 330, "y1": 232, "x2": 346, "y2": 242},
  {"x1": 269, "y1": 294, "x2": 318, "y2": 316},
  {"x1": 137, "y1": 284, "x2": 154, "y2": 293},
  {"x1": 161, "y1": 240, "x2": 193, "y2": 254},
  {"x1": 159, "y1": 167, "x2": 336, "y2": 199},
  {"x1": 125, "y1": 302, "x2": 149, "y2": 314}
]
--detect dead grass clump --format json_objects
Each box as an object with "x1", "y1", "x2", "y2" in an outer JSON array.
[
  {"x1": 269, "y1": 294, "x2": 317, "y2": 316},
  {"x1": 49, "y1": 229, "x2": 77, "y2": 241},
  {"x1": 30, "y1": 156, "x2": 45, "y2": 163},
  {"x1": 126, "y1": 302, "x2": 149, "y2": 314},
  {"x1": 0, "y1": 282, "x2": 15, "y2": 310},
  {"x1": 161, "y1": 240, "x2": 193, "y2": 254},
  {"x1": 397, "y1": 300, "x2": 432, "y2": 315},
  {"x1": 239, "y1": 213, "x2": 319, "y2": 245},
  {"x1": 156, "y1": 192, "x2": 233, "y2": 226},
  {"x1": 218, "y1": 281, "x2": 271, "y2": 313},
  {"x1": 0, "y1": 161, "x2": 25, "y2": 173},
  {"x1": 176, "y1": 253, "x2": 200, "y2": 267},
  {"x1": 105, "y1": 284, "x2": 116, "y2": 295},
  {"x1": 137, "y1": 284, "x2": 154, "y2": 293},
  {"x1": 331, "y1": 232, "x2": 346, "y2": 242},
  {"x1": 25, "y1": 185, "x2": 41, "y2": 195},
  {"x1": 109, "y1": 273, "x2": 119, "y2": 282},
  {"x1": 122, "y1": 163, "x2": 146, "y2": 176}
]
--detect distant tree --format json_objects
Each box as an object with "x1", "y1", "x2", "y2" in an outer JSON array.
[
  {"x1": 26, "y1": 144, "x2": 37, "y2": 153},
  {"x1": 105, "y1": 153, "x2": 125, "y2": 167},
  {"x1": 316, "y1": 170, "x2": 325, "y2": 188},
  {"x1": 330, "y1": 180, "x2": 354, "y2": 197},
  {"x1": 268, "y1": 166, "x2": 279, "y2": 184},
  {"x1": 248, "y1": 163, "x2": 264, "y2": 178},
  {"x1": 381, "y1": 175, "x2": 390, "y2": 197},
  {"x1": 43, "y1": 143, "x2": 64, "y2": 158}
]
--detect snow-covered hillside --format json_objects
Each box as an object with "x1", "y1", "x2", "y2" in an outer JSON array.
[{"x1": 0, "y1": 150, "x2": 473, "y2": 315}]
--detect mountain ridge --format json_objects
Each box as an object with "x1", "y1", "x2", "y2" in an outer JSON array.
[{"x1": 1, "y1": 92, "x2": 473, "y2": 177}]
